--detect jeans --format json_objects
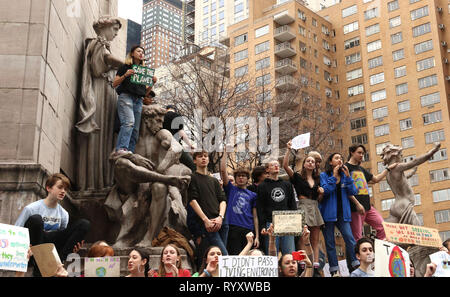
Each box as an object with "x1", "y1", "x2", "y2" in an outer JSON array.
[
  {"x1": 350, "y1": 206, "x2": 386, "y2": 242},
  {"x1": 201, "y1": 222, "x2": 229, "y2": 256},
  {"x1": 116, "y1": 93, "x2": 143, "y2": 153},
  {"x1": 264, "y1": 222, "x2": 295, "y2": 255},
  {"x1": 323, "y1": 215, "x2": 359, "y2": 273}
]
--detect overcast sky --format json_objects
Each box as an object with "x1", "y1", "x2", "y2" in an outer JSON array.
[{"x1": 118, "y1": 0, "x2": 143, "y2": 24}]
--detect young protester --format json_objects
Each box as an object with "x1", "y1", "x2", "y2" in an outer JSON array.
[
  {"x1": 163, "y1": 105, "x2": 196, "y2": 172},
  {"x1": 126, "y1": 248, "x2": 151, "y2": 277},
  {"x1": 87, "y1": 241, "x2": 115, "y2": 257},
  {"x1": 112, "y1": 45, "x2": 157, "y2": 157},
  {"x1": 239, "y1": 232, "x2": 264, "y2": 256},
  {"x1": 14, "y1": 173, "x2": 90, "y2": 277},
  {"x1": 153, "y1": 244, "x2": 191, "y2": 277},
  {"x1": 351, "y1": 237, "x2": 374, "y2": 277},
  {"x1": 320, "y1": 153, "x2": 360, "y2": 277},
  {"x1": 257, "y1": 159, "x2": 297, "y2": 255},
  {"x1": 220, "y1": 149, "x2": 259, "y2": 255},
  {"x1": 308, "y1": 151, "x2": 323, "y2": 171},
  {"x1": 188, "y1": 151, "x2": 228, "y2": 255},
  {"x1": 346, "y1": 144, "x2": 397, "y2": 241},
  {"x1": 283, "y1": 141, "x2": 324, "y2": 276},
  {"x1": 247, "y1": 166, "x2": 269, "y2": 193},
  {"x1": 196, "y1": 246, "x2": 222, "y2": 277}
]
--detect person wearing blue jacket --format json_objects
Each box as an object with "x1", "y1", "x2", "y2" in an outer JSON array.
[{"x1": 319, "y1": 153, "x2": 361, "y2": 276}]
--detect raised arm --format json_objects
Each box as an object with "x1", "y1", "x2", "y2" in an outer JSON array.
[
  {"x1": 282, "y1": 141, "x2": 295, "y2": 178},
  {"x1": 397, "y1": 142, "x2": 441, "y2": 172}
]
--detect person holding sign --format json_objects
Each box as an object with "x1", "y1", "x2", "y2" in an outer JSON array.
[
  {"x1": 14, "y1": 173, "x2": 90, "y2": 277},
  {"x1": 112, "y1": 45, "x2": 157, "y2": 157},
  {"x1": 220, "y1": 149, "x2": 259, "y2": 255},
  {"x1": 319, "y1": 153, "x2": 360, "y2": 276},
  {"x1": 154, "y1": 244, "x2": 191, "y2": 277},
  {"x1": 283, "y1": 141, "x2": 324, "y2": 277}
]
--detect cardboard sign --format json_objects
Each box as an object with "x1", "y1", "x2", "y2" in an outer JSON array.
[
  {"x1": 374, "y1": 239, "x2": 410, "y2": 277},
  {"x1": 272, "y1": 210, "x2": 304, "y2": 236},
  {"x1": 323, "y1": 260, "x2": 350, "y2": 277},
  {"x1": 219, "y1": 256, "x2": 278, "y2": 277},
  {"x1": 84, "y1": 257, "x2": 121, "y2": 277},
  {"x1": 0, "y1": 223, "x2": 30, "y2": 272},
  {"x1": 382, "y1": 222, "x2": 442, "y2": 248},
  {"x1": 130, "y1": 65, "x2": 155, "y2": 87},
  {"x1": 30, "y1": 243, "x2": 62, "y2": 277},
  {"x1": 291, "y1": 133, "x2": 310, "y2": 150},
  {"x1": 429, "y1": 251, "x2": 450, "y2": 277}
]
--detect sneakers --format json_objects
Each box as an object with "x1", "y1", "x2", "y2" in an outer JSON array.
[{"x1": 331, "y1": 271, "x2": 341, "y2": 277}]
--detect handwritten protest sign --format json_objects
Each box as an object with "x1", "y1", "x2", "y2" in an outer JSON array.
[
  {"x1": 323, "y1": 260, "x2": 350, "y2": 277},
  {"x1": 31, "y1": 243, "x2": 62, "y2": 277},
  {"x1": 84, "y1": 257, "x2": 121, "y2": 277},
  {"x1": 374, "y1": 239, "x2": 410, "y2": 277},
  {"x1": 429, "y1": 251, "x2": 450, "y2": 277},
  {"x1": 382, "y1": 222, "x2": 442, "y2": 248},
  {"x1": 272, "y1": 210, "x2": 304, "y2": 236},
  {"x1": 219, "y1": 256, "x2": 278, "y2": 277},
  {"x1": 0, "y1": 223, "x2": 29, "y2": 273},
  {"x1": 291, "y1": 133, "x2": 310, "y2": 150},
  {"x1": 130, "y1": 65, "x2": 155, "y2": 87}
]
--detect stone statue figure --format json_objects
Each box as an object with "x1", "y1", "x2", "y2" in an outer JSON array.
[
  {"x1": 380, "y1": 142, "x2": 442, "y2": 277},
  {"x1": 104, "y1": 104, "x2": 191, "y2": 247},
  {"x1": 75, "y1": 16, "x2": 123, "y2": 191},
  {"x1": 381, "y1": 142, "x2": 441, "y2": 225}
]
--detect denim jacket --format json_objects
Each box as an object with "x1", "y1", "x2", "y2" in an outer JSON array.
[{"x1": 319, "y1": 172, "x2": 358, "y2": 222}]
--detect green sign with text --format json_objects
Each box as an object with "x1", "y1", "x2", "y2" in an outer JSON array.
[{"x1": 130, "y1": 65, "x2": 155, "y2": 87}]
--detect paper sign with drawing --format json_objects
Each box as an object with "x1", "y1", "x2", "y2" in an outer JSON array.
[
  {"x1": 374, "y1": 239, "x2": 410, "y2": 277},
  {"x1": 0, "y1": 223, "x2": 30, "y2": 273},
  {"x1": 429, "y1": 251, "x2": 450, "y2": 277},
  {"x1": 84, "y1": 257, "x2": 121, "y2": 277}
]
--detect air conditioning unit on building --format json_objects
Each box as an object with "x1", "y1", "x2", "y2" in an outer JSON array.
[
  {"x1": 326, "y1": 91, "x2": 332, "y2": 97},
  {"x1": 348, "y1": 93, "x2": 354, "y2": 97},
  {"x1": 446, "y1": 76, "x2": 450, "y2": 81},
  {"x1": 444, "y1": 58, "x2": 449, "y2": 64},
  {"x1": 326, "y1": 61, "x2": 331, "y2": 66},
  {"x1": 325, "y1": 31, "x2": 330, "y2": 36},
  {"x1": 327, "y1": 77, "x2": 333, "y2": 82},
  {"x1": 325, "y1": 45, "x2": 330, "y2": 51},
  {"x1": 438, "y1": 24, "x2": 445, "y2": 30},
  {"x1": 437, "y1": 7, "x2": 443, "y2": 13},
  {"x1": 301, "y1": 47, "x2": 307, "y2": 52},
  {"x1": 301, "y1": 15, "x2": 306, "y2": 21},
  {"x1": 441, "y1": 41, "x2": 447, "y2": 47}
]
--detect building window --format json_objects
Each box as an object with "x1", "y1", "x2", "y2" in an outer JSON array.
[
  {"x1": 414, "y1": 39, "x2": 433, "y2": 54},
  {"x1": 411, "y1": 6, "x2": 429, "y2": 20},
  {"x1": 350, "y1": 117, "x2": 367, "y2": 130},
  {"x1": 433, "y1": 188, "x2": 450, "y2": 203},
  {"x1": 435, "y1": 209, "x2": 450, "y2": 224},
  {"x1": 255, "y1": 57, "x2": 270, "y2": 71},
  {"x1": 398, "y1": 100, "x2": 410, "y2": 112},
  {"x1": 365, "y1": 23, "x2": 380, "y2": 36},
  {"x1": 352, "y1": 134, "x2": 368, "y2": 144},
  {"x1": 346, "y1": 68, "x2": 363, "y2": 81},
  {"x1": 418, "y1": 74, "x2": 438, "y2": 89},
  {"x1": 255, "y1": 25, "x2": 269, "y2": 38},
  {"x1": 388, "y1": 0, "x2": 399, "y2": 12},
  {"x1": 234, "y1": 2, "x2": 244, "y2": 14},
  {"x1": 234, "y1": 48, "x2": 248, "y2": 62},
  {"x1": 344, "y1": 36, "x2": 360, "y2": 49},
  {"x1": 420, "y1": 92, "x2": 440, "y2": 107},
  {"x1": 430, "y1": 168, "x2": 450, "y2": 183},
  {"x1": 392, "y1": 48, "x2": 405, "y2": 61},
  {"x1": 255, "y1": 41, "x2": 270, "y2": 54},
  {"x1": 234, "y1": 65, "x2": 248, "y2": 77},
  {"x1": 369, "y1": 72, "x2": 385, "y2": 85},
  {"x1": 234, "y1": 33, "x2": 248, "y2": 46},
  {"x1": 374, "y1": 124, "x2": 390, "y2": 137},
  {"x1": 396, "y1": 83, "x2": 408, "y2": 95},
  {"x1": 342, "y1": 5, "x2": 358, "y2": 18},
  {"x1": 416, "y1": 57, "x2": 435, "y2": 71},
  {"x1": 394, "y1": 66, "x2": 406, "y2": 78},
  {"x1": 389, "y1": 16, "x2": 401, "y2": 28},
  {"x1": 425, "y1": 129, "x2": 445, "y2": 143},
  {"x1": 236, "y1": 81, "x2": 249, "y2": 93},
  {"x1": 391, "y1": 32, "x2": 403, "y2": 44},
  {"x1": 381, "y1": 198, "x2": 394, "y2": 210},
  {"x1": 256, "y1": 73, "x2": 271, "y2": 86},
  {"x1": 423, "y1": 110, "x2": 442, "y2": 125},
  {"x1": 412, "y1": 22, "x2": 431, "y2": 37},
  {"x1": 372, "y1": 106, "x2": 388, "y2": 120},
  {"x1": 399, "y1": 118, "x2": 413, "y2": 131},
  {"x1": 344, "y1": 21, "x2": 359, "y2": 34},
  {"x1": 401, "y1": 136, "x2": 415, "y2": 149},
  {"x1": 348, "y1": 84, "x2": 364, "y2": 97},
  {"x1": 368, "y1": 56, "x2": 383, "y2": 69},
  {"x1": 371, "y1": 89, "x2": 386, "y2": 102},
  {"x1": 345, "y1": 52, "x2": 361, "y2": 65},
  {"x1": 367, "y1": 40, "x2": 382, "y2": 52},
  {"x1": 429, "y1": 149, "x2": 448, "y2": 163},
  {"x1": 256, "y1": 91, "x2": 271, "y2": 104},
  {"x1": 299, "y1": 25, "x2": 306, "y2": 36},
  {"x1": 364, "y1": 7, "x2": 379, "y2": 20}
]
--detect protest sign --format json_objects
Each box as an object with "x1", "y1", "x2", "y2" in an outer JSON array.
[
  {"x1": 130, "y1": 65, "x2": 155, "y2": 87},
  {"x1": 219, "y1": 256, "x2": 278, "y2": 277},
  {"x1": 429, "y1": 251, "x2": 450, "y2": 277},
  {"x1": 84, "y1": 257, "x2": 121, "y2": 277},
  {"x1": 30, "y1": 243, "x2": 62, "y2": 277},
  {"x1": 323, "y1": 260, "x2": 350, "y2": 277},
  {"x1": 382, "y1": 222, "x2": 442, "y2": 248},
  {"x1": 291, "y1": 133, "x2": 310, "y2": 150},
  {"x1": 0, "y1": 223, "x2": 29, "y2": 273},
  {"x1": 374, "y1": 239, "x2": 410, "y2": 277},
  {"x1": 212, "y1": 173, "x2": 221, "y2": 181},
  {"x1": 272, "y1": 210, "x2": 304, "y2": 236}
]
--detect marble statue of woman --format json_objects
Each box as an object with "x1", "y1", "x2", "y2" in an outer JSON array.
[{"x1": 75, "y1": 16, "x2": 123, "y2": 191}]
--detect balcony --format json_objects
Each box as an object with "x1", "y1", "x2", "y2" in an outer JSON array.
[
  {"x1": 275, "y1": 58, "x2": 297, "y2": 75},
  {"x1": 273, "y1": 10, "x2": 295, "y2": 25},
  {"x1": 275, "y1": 42, "x2": 296, "y2": 58},
  {"x1": 219, "y1": 36, "x2": 230, "y2": 47},
  {"x1": 275, "y1": 75, "x2": 296, "y2": 91},
  {"x1": 274, "y1": 25, "x2": 296, "y2": 42},
  {"x1": 186, "y1": 16, "x2": 194, "y2": 29}
]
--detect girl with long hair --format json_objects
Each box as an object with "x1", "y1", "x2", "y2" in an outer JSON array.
[
  {"x1": 126, "y1": 248, "x2": 150, "y2": 277},
  {"x1": 154, "y1": 244, "x2": 191, "y2": 277}
]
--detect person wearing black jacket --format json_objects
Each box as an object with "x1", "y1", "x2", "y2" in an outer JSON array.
[{"x1": 256, "y1": 159, "x2": 297, "y2": 255}]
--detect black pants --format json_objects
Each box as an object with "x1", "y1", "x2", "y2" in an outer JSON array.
[
  {"x1": 25, "y1": 215, "x2": 90, "y2": 276},
  {"x1": 226, "y1": 224, "x2": 253, "y2": 255}
]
